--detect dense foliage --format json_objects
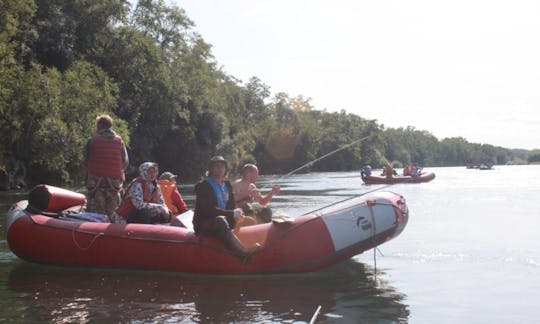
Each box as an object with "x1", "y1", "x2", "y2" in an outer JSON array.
[{"x1": 0, "y1": 0, "x2": 535, "y2": 189}]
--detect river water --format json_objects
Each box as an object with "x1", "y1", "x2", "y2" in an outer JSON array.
[{"x1": 1, "y1": 165, "x2": 539, "y2": 323}]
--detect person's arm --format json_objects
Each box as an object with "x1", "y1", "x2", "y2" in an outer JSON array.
[
  {"x1": 171, "y1": 189, "x2": 188, "y2": 213},
  {"x1": 83, "y1": 138, "x2": 92, "y2": 167},
  {"x1": 129, "y1": 182, "x2": 167, "y2": 213},
  {"x1": 256, "y1": 184, "x2": 280, "y2": 206},
  {"x1": 128, "y1": 182, "x2": 147, "y2": 210},
  {"x1": 195, "y1": 181, "x2": 236, "y2": 226},
  {"x1": 121, "y1": 139, "x2": 129, "y2": 171}
]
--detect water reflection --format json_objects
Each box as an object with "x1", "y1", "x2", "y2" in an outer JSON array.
[{"x1": 8, "y1": 260, "x2": 409, "y2": 323}]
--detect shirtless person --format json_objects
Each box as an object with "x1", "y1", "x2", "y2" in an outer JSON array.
[{"x1": 233, "y1": 164, "x2": 280, "y2": 209}]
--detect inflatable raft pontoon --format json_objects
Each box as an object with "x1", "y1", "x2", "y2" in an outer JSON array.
[{"x1": 6, "y1": 185, "x2": 408, "y2": 274}]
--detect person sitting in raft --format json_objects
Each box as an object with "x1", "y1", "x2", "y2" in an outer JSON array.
[
  {"x1": 411, "y1": 163, "x2": 422, "y2": 177},
  {"x1": 402, "y1": 164, "x2": 412, "y2": 176},
  {"x1": 233, "y1": 163, "x2": 279, "y2": 227},
  {"x1": 381, "y1": 164, "x2": 398, "y2": 178},
  {"x1": 193, "y1": 156, "x2": 260, "y2": 263},
  {"x1": 111, "y1": 162, "x2": 170, "y2": 224},
  {"x1": 157, "y1": 171, "x2": 188, "y2": 218},
  {"x1": 233, "y1": 164, "x2": 280, "y2": 210},
  {"x1": 361, "y1": 164, "x2": 372, "y2": 177}
]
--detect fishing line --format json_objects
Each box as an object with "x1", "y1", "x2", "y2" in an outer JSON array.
[
  {"x1": 256, "y1": 131, "x2": 400, "y2": 214},
  {"x1": 258, "y1": 134, "x2": 376, "y2": 191},
  {"x1": 368, "y1": 201, "x2": 378, "y2": 273},
  {"x1": 256, "y1": 133, "x2": 400, "y2": 271},
  {"x1": 282, "y1": 134, "x2": 374, "y2": 179},
  {"x1": 306, "y1": 183, "x2": 395, "y2": 214}
]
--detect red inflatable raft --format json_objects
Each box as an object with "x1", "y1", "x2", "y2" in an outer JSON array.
[
  {"x1": 362, "y1": 171, "x2": 436, "y2": 185},
  {"x1": 6, "y1": 185, "x2": 408, "y2": 274}
]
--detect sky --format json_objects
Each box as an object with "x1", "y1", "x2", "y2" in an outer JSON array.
[{"x1": 175, "y1": 0, "x2": 540, "y2": 150}]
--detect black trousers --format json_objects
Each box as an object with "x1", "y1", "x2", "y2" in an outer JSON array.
[{"x1": 126, "y1": 208, "x2": 170, "y2": 224}]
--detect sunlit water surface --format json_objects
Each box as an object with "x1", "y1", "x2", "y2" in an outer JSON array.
[{"x1": 1, "y1": 165, "x2": 539, "y2": 323}]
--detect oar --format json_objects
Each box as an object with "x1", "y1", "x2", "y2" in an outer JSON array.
[{"x1": 309, "y1": 305, "x2": 322, "y2": 324}]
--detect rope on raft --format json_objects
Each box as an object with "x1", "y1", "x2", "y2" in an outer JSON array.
[{"x1": 72, "y1": 229, "x2": 104, "y2": 251}]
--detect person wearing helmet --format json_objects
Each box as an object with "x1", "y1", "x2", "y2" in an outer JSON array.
[{"x1": 193, "y1": 156, "x2": 260, "y2": 263}]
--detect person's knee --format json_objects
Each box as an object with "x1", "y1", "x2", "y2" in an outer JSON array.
[
  {"x1": 127, "y1": 209, "x2": 153, "y2": 224},
  {"x1": 215, "y1": 216, "x2": 231, "y2": 230}
]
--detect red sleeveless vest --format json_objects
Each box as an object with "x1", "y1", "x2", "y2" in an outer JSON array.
[
  {"x1": 86, "y1": 133, "x2": 125, "y2": 180},
  {"x1": 115, "y1": 178, "x2": 160, "y2": 219}
]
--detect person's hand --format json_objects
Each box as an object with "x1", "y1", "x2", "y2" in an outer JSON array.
[
  {"x1": 271, "y1": 184, "x2": 281, "y2": 195},
  {"x1": 248, "y1": 184, "x2": 259, "y2": 198},
  {"x1": 159, "y1": 205, "x2": 170, "y2": 217},
  {"x1": 233, "y1": 208, "x2": 244, "y2": 222},
  {"x1": 148, "y1": 203, "x2": 167, "y2": 216}
]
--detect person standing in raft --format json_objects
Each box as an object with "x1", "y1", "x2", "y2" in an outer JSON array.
[
  {"x1": 157, "y1": 171, "x2": 188, "y2": 217},
  {"x1": 111, "y1": 162, "x2": 170, "y2": 224},
  {"x1": 193, "y1": 156, "x2": 260, "y2": 263},
  {"x1": 83, "y1": 114, "x2": 129, "y2": 219}
]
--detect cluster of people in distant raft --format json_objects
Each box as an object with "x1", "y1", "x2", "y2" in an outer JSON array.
[
  {"x1": 361, "y1": 163, "x2": 422, "y2": 178},
  {"x1": 83, "y1": 114, "x2": 281, "y2": 261}
]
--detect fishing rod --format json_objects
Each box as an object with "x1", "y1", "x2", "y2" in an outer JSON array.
[
  {"x1": 258, "y1": 132, "x2": 402, "y2": 215},
  {"x1": 375, "y1": 148, "x2": 392, "y2": 166},
  {"x1": 256, "y1": 134, "x2": 375, "y2": 192},
  {"x1": 259, "y1": 134, "x2": 401, "y2": 273},
  {"x1": 306, "y1": 183, "x2": 396, "y2": 214},
  {"x1": 271, "y1": 135, "x2": 405, "y2": 276},
  {"x1": 278, "y1": 134, "x2": 375, "y2": 181}
]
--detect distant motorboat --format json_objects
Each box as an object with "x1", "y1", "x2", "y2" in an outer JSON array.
[{"x1": 466, "y1": 163, "x2": 494, "y2": 170}]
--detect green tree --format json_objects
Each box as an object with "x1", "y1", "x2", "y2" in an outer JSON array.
[
  {"x1": 0, "y1": 0, "x2": 36, "y2": 163},
  {"x1": 528, "y1": 150, "x2": 540, "y2": 163},
  {"x1": 439, "y1": 137, "x2": 472, "y2": 166},
  {"x1": 25, "y1": 62, "x2": 121, "y2": 185},
  {"x1": 28, "y1": 0, "x2": 128, "y2": 71}
]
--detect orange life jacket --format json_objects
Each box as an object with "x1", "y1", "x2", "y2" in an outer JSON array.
[{"x1": 157, "y1": 179, "x2": 178, "y2": 215}]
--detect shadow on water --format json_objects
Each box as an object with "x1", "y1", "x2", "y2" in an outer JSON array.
[{"x1": 7, "y1": 260, "x2": 409, "y2": 323}]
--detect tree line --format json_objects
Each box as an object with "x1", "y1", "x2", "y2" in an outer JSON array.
[{"x1": 1, "y1": 0, "x2": 537, "y2": 190}]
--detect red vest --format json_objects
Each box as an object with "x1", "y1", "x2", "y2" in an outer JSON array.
[
  {"x1": 115, "y1": 178, "x2": 160, "y2": 219},
  {"x1": 86, "y1": 133, "x2": 125, "y2": 180}
]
